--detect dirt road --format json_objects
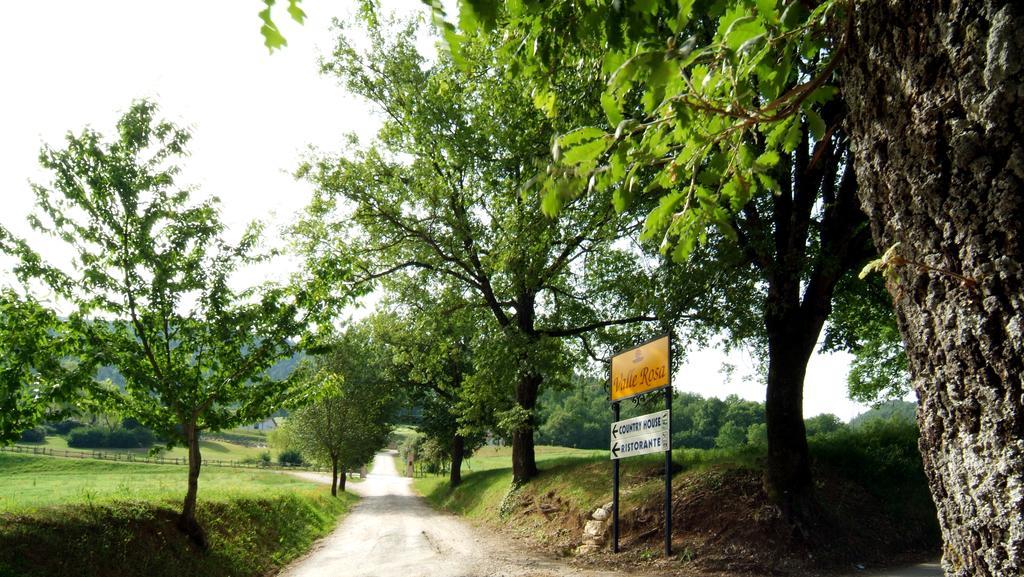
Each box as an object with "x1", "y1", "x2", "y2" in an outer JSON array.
[{"x1": 280, "y1": 451, "x2": 617, "y2": 577}]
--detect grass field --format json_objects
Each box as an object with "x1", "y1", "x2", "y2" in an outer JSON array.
[
  {"x1": 0, "y1": 452, "x2": 317, "y2": 512},
  {"x1": 0, "y1": 451, "x2": 357, "y2": 577},
  {"x1": 25, "y1": 435, "x2": 275, "y2": 462}
]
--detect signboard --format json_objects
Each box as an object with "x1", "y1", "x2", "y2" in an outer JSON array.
[
  {"x1": 608, "y1": 334, "x2": 672, "y2": 557},
  {"x1": 610, "y1": 410, "x2": 670, "y2": 460},
  {"x1": 611, "y1": 410, "x2": 669, "y2": 442},
  {"x1": 611, "y1": 430, "x2": 670, "y2": 460},
  {"x1": 610, "y1": 335, "x2": 670, "y2": 401}
]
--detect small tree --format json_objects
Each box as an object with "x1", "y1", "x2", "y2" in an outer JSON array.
[
  {"x1": 289, "y1": 324, "x2": 396, "y2": 495},
  {"x1": 1, "y1": 101, "x2": 303, "y2": 546}
]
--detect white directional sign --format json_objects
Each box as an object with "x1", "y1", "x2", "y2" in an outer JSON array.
[{"x1": 610, "y1": 410, "x2": 670, "y2": 460}]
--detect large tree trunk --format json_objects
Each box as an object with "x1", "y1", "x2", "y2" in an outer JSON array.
[
  {"x1": 450, "y1": 433, "x2": 465, "y2": 488},
  {"x1": 764, "y1": 294, "x2": 818, "y2": 520},
  {"x1": 843, "y1": 2, "x2": 1024, "y2": 575},
  {"x1": 339, "y1": 465, "x2": 347, "y2": 493},
  {"x1": 179, "y1": 421, "x2": 207, "y2": 549},
  {"x1": 331, "y1": 457, "x2": 339, "y2": 497},
  {"x1": 511, "y1": 372, "x2": 541, "y2": 483}
]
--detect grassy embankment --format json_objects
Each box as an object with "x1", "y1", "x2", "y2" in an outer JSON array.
[
  {"x1": 0, "y1": 452, "x2": 356, "y2": 577},
  {"x1": 413, "y1": 425, "x2": 940, "y2": 574}
]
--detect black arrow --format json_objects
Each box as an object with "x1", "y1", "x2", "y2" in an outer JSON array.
[
  {"x1": 612, "y1": 423, "x2": 619, "y2": 437},
  {"x1": 612, "y1": 442, "x2": 619, "y2": 458}
]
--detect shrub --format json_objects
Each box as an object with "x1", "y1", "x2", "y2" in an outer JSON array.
[
  {"x1": 47, "y1": 420, "x2": 84, "y2": 435},
  {"x1": 68, "y1": 427, "x2": 108, "y2": 448},
  {"x1": 19, "y1": 428, "x2": 46, "y2": 443},
  {"x1": 811, "y1": 417, "x2": 923, "y2": 487},
  {"x1": 67, "y1": 427, "x2": 155, "y2": 449},
  {"x1": 278, "y1": 449, "x2": 304, "y2": 466}
]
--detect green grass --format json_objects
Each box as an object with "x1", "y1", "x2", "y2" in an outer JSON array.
[
  {"x1": 414, "y1": 443, "x2": 774, "y2": 524},
  {"x1": 0, "y1": 452, "x2": 316, "y2": 512},
  {"x1": 21, "y1": 435, "x2": 276, "y2": 462},
  {"x1": 0, "y1": 491, "x2": 355, "y2": 577},
  {"x1": 0, "y1": 452, "x2": 357, "y2": 577}
]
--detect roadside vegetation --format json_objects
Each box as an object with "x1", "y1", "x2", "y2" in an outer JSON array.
[
  {"x1": 413, "y1": 409, "x2": 938, "y2": 574},
  {"x1": 0, "y1": 453, "x2": 354, "y2": 577}
]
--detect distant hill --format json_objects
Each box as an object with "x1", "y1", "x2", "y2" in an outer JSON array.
[
  {"x1": 849, "y1": 399, "x2": 917, "y2": 428},
  {"x1": 92, "y1": 350, "x2": 307, "y2": 388}
]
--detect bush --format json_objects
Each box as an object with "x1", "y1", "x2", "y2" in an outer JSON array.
[
  {"x1": 47, "y1": 420, "x2": 84, "y2": 435},
  {"x1": 278, "y1": 449, "x2": 304, "y2": 466},
  {"x1": 67, "y1": 427, "x2": 155, "y2": 449},
  {"x1": 19, "y1": 428, "x2": 46, "y2": 443}
]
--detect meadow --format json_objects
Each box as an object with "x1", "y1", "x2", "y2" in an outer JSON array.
[{"x1": 0, "y1": 452, "x2": 317, "y2": 512}]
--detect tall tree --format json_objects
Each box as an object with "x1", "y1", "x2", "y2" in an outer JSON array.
[
  {"x1": 1, "y1": 101, "x2": 304, "y2": 547},
  {"x1": 295, "y1": 18, "x2": 667, "y2": 483}
]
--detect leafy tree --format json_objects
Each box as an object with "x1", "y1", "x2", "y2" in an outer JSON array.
[
  {"x1": 294, "y1": 17, "x2": 669, "y2": 483},
  {"x1": 535, "y1": 376, "x2": 610, "y2": 450},
  {"x1": 804, "y1": 413, "x2": 844, "y2": 438},
  {"x1": 369, "y1": 278, "x2": 490, "y2": 488},
  {"x1": 289, "y1": 323, "x2": 397, "y2": 495},
  {"x1": 0, "y1": 101, "x2": 304, "y2": 547},
  {"x1": 849, "y1": 401, "x2": 918, "y2": 430},
  {"x1": 0, "y1": 290, "x2": 93, "y2": 444},
  {"x1": 823, "y1": 275, "x2": 910, "y2": 403}
]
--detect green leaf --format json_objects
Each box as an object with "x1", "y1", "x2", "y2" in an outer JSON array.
[
  {"x1": 724, "y1": 17, "x2": 764, "y2": 51},
  {"x1": 755, "y1": 150, "x2": 781, "y2": 169},
  {"x1": 806, "y1": 108, "x2": 826, "y2": 141},
  {"x1": 601, "y1": 92, "x2": 623, "y2": 126},
  {"x1": 782, "y1": 117, "x2": 803, "y2": 153},
  {"x1": 562, "y1": 138, "x2": 609, "y2": 166},
  {"x1": 541, "y1": 189, "x2": 564, "y2": 218},
  {"x1": 559, "y1": 127, "x2": 606, "y2": 148},
  {"x1": 287, "y1": 0, "x2": 306, "y2": 24},
  {"x1": 259, "y1": 6, "x2": 288, "y2": 52},
  {"x1": 673, "y1": 0, "x2": 697, "y2": 33},
  {"x1": 755, "y1": 0, "x2": 780, "y2": 25}
]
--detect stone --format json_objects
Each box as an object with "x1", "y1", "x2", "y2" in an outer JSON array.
[
  {"x1": 592, "y1": 508, "x2": 609, "y2": 521},
  {"x1": 583, "y1": 519, "x2": 607, "y2": 538}
]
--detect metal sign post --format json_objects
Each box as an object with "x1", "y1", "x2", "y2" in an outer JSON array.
[
  {"x1": 664, "y1": 384, "x2": 672, "y2": 557},
  {"x1": 612, "y1": 401, "x2": 620, "y2": 553},
  {"x1": 609, "y1": 334, "x2": 672, "y2": 557}
]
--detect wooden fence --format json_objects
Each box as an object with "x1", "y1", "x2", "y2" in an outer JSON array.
[{"x1": 0, "y1": 443, "x2": 326, "y2": 472}]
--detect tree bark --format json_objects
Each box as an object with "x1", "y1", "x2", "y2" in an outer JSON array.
[
  {"x1": 449, "y1": 433, "x2": 465, "y2": 487},
  {"x1": 339, "y1": 465, "x2": 347, "y2": 493},
  {"x1": 843, "y1": 2, "x2": 1024, "y2": 575},
  {"x1": 511, "y1": 372, "x2": 541, "y2": 483},
  {"x1": 178, "y1": 421, "x2": 207, "y2": 550},
  {"x1": 331, "y1": 457, "x2": 339, "y2": 497}
]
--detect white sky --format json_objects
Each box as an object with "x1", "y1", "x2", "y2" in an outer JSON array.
[{"x1": 0, "y1": 0, "x2": 881, "y2": 421}]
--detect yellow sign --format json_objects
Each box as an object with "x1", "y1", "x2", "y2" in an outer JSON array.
[{"x1": 611, "y1": 335, "x2": 670, "y2": 402}]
